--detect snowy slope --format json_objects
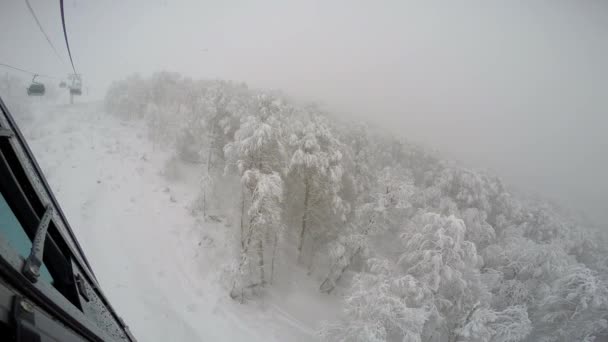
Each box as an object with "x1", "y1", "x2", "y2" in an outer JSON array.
[{"x1": 14, "y1": 102, "x2": 338, "y2": 342}]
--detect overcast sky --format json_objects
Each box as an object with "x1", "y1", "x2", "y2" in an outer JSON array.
[{"x1": 1, "y1": 0, "x2": 607, "y2": 223}]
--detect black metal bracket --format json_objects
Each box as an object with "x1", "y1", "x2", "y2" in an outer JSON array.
[
  {"x1": 12, "y1": 295, "x2": 41, "y2": 342},
  {"x1": 22, "y1": 206, "x2": 53, "y2": 283},
  {"x1": 74, "y1": 274, "x2": 89, "y2": 302}
]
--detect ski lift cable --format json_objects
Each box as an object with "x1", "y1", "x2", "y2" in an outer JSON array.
[
  {"x1": 59, "y1": 0, "x2": 77, "y2": 75},
  {"x1": 23, "y1": 0, "x2": 68, "y2": 70},
  {"x1": 0, "y1": 62, "x2": 60, "y2": 79}
]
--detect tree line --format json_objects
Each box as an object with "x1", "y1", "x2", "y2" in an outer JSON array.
[{"x1": 105, "y1": 72, "x2": 608, "y2": 342}]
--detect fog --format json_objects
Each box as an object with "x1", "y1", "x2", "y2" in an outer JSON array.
[{"x1": 1, "y1": 0, "x2": 607, "y2": 223}]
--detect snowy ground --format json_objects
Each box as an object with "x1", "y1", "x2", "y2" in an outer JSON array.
[{"x1": 13, "y1": 102, "x2": 339, "y2": 342}]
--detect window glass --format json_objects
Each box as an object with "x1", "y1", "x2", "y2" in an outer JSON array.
[{"x1": 0, "y1": 191, "x2": 53, "y2": 283}]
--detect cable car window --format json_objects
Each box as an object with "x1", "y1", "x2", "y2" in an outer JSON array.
[
  {"x1": 0, "y1": 191, "x2": 53, "y2": 283},
  {"x1": 0, "y1": 139, "x2": 81, "y2": 309}
]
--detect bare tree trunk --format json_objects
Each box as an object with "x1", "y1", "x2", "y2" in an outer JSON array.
[
  {"x1": 319, "y1": 216, "x2": 376, "y2": 293},
  {"x1": 448, "y1": 303, "x2": 479, "y2": 342},
  {"x1": 201, "y1": 180, "x2": 207, "y2": 217},
  {"x1": 230, "y1": 213, "x2": 256, "y2": 302},
  {"x1": 206, "y1": 135, "x2": 213, "y2": 173},
  {"x1": 297, "y1": 178, "x2": 310, "y2": 262},
  {"x1": 240, "y1": 188, "x2": 245, "y2": 249},
  {"x1": 230, "y1": 247, "x2": 248, "y2": 303},
  {"x1": 320, "y1": 246, "x2": 362, "y2": 293},
  {"x1": 258, "y1": 239, "x2": 265, "y2": 285},
  {"x1": 270, "y1": 232, "x2": 278, "y2": 284},
  {"x1": 334, "y1": 247, "x2": 360, "y2": 282},
  {"x1": 307, "y1": 237, "x2": 319, "y2": 275}
]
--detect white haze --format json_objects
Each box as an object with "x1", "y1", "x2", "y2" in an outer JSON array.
[{"x1": 1, "y1": 0, "x2": 606, "y2": 223}]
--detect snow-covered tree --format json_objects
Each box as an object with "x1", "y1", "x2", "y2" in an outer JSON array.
[
  {"x1": 230, "y1": 170, "x2": 283, "y2": 300},
  {"x1": 205, "y1": 89, "x2": 243, "y2": 174},
  {"x1": 532, "y1": 265, "x2": 608, "y2": 341},
  {"x1": 462, "y1": 208, "x2": 496, "y2": 249},
  {"x1": 105, "y1": 74, "x2": 150, "y2": 119},
  {"x1": 337, "y1": 122, "x2": 376, "y2": 203},
  {"x1": 286, "y1": 113, "x2": 349, "y2": 267},
  {"x1": 224, "y1": 95, "x2": 286, "y2": 175},
  {"x1": 321, "y1": 259, "x2": 430, "y2": 342},
  {"x1": 398, "y1": 212, "x2": 488, "y2": 341},
  {"x1": 224, "y1": 94, "x2": 288, "y2": 299},
  {"x1": 320, "y1": 167, "x2": 414, "y2": 293},
  {"x1": 174, "y1": 80, "x2": 209, "y2": 162},
  {"x1": 456, "y1": 304, "x2": 532, "y2": 342}
]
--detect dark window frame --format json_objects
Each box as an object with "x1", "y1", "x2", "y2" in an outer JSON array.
[
  {"x1": 0, "y1": 96, "x2": 135, "y2": 341},
  {"x1": 0, "y1": 143, "x2": 81, "y2": 309}
]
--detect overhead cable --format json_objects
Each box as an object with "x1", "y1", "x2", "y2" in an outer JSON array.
[
  {"x1": 0, "y1": 62, "x2": 59, "y2": 79},
  {"x1": 24, "y1": 0, "x2": 68, "y2": 69},
  {"x1": 59, "y1": 0, "x2": 77, "y2": 74}
]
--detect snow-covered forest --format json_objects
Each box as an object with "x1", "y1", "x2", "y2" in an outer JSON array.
[{"x1": 99, "y1": 72, "x2": 608, "y2": 342}]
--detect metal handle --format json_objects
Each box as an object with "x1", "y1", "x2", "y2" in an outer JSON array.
[{"x1": 22, "y1": 206, "x2": 53, "y2": 283}]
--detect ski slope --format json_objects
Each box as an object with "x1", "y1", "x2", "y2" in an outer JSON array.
[{"x1": 14, "y1": 102, "x2": 338, "y2": 342}]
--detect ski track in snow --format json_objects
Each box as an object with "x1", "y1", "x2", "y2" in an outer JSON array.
[{"x1": 16, "y1": 103, "x2": 332, "y2": 342}]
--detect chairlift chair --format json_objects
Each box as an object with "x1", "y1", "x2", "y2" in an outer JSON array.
[
  {"x1": 27, "y1": 74, "x2": 45, "y2": 96},
  {"x1": 69, "y1": 74, "x2": 82, "y2": 96},
  {"x1": 59, "y1": 81, "x2": 67, "y2": 88}
]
